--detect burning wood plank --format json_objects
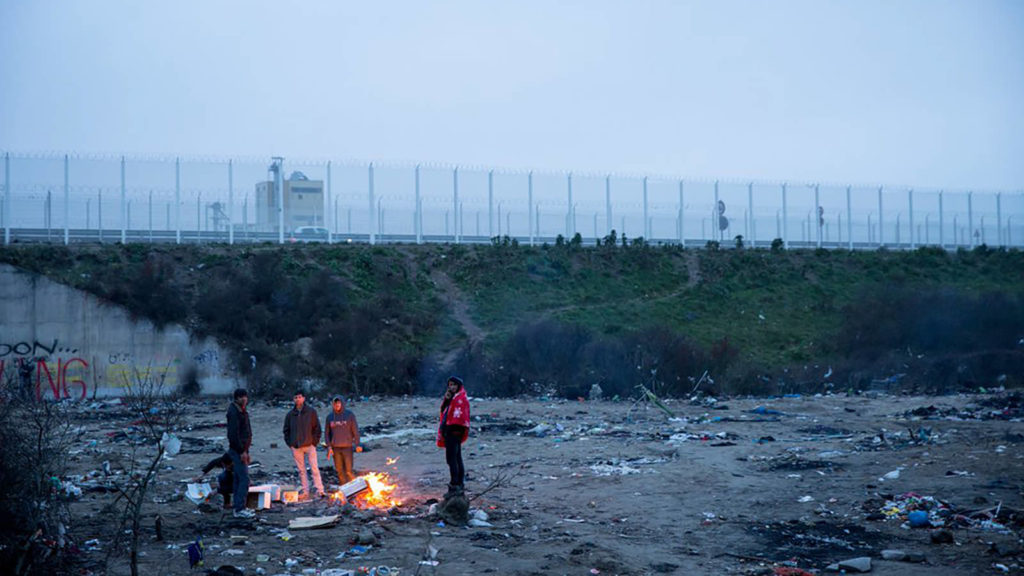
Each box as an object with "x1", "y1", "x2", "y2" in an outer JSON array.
[{"x1": 339, "y1": 476, "x2": 369, "y2": 499}]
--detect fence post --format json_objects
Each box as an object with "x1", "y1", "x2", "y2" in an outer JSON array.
[
  {"x1": 175, "y1": 158, "x2": 181, "y2": 244},
  {"x1": 196, "y1": 192, "x2": 201, "y2": 243},
  {"x1": 3, "y1": 152, "x2": 9, "y2": 245},
  {"x1": 605, "y1": 175, "x2": 612, "y2": 235},
  {"x1": 566, "y1": 172, "x2": 573, "y2": 238},
  {"x1": 64, "y1": 155, "x2": 70, "y2": 245},
  {"x1": 528, "y1": 171, "x2": 534, "y2": 246},
  {"x1": 274, "y1": 157, "x2": 285, "y2": 244},
  {"x1": 678, "y1": 180, "x2": 684, "y2": 246},
  {"x1": 877, "y1": 186, "x2": 884, "y2": 248},
  {"x1": 713, "y1": 180, "x2": 720, "y2": 242},
  {"x1": 228, "y1": 160, "x2": 235, "y2": 245},
  {"x1": 747, "y1": 182, "x2": 754, "y2": 248},
  {"x1": 997, "y1": 192, "x2": 1002, "y2": 246},
  {"x1": 453, "y1": 166, "x2": 459, "y2": 243},
  {"x1": 908, "y1": 188, "x2": 914, "y2": 249},
  {"x1": 967, "y1": 190, "x2": 973, "y2": 246},
  {"x1": 488, "y1": 169, "x2": 494, "y2": 239},
  {"x1": 415, "y1": 165, "x2": 422, "y2": 244},
  {"x1": 782, "y1": 183, "x2": 788, "y2": 248},
  {"x1": 814, "y1": 183, "x2": 821, "y2": 248},
  {"x1": 846, "y1": 185, "x2": 852, "y2": 250},
  {"x1": 642, "y1": 176, "x2": 649, "y2": 239},
  {"x1": 120, "y1": 156, "x2": 127, "y2": 243},
  {"x1": 368, "y1": 163, "x2": 375, "y2": 245},
  {"x1": 938, "y1": 190, "x2": 944, "y2": 249},
  {"x1": 324, "y1": 160, "x2": 331, "y2": 243}
]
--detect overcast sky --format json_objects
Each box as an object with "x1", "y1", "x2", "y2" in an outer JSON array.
[{"x1": 1, "y1": 0, "x2": 1022, "y2": 192}]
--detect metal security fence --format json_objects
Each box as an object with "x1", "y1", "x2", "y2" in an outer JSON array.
[{"x1": 2, "y1": 152, "x2": 1022, "y2": 249}]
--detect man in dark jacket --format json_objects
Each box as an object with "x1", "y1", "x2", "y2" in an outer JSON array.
[
  {"x1": 324, "y1": 395, "x2": 360, "y2": 484},
  {"x1": 283, "y1": 391, "x2": 324, "y2": 499},
  {"x1": 226, "y1": 388, "x2": 254, "y2": 518}
]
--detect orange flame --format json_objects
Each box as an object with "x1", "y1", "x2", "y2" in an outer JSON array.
[{"x1": 360, "y1": 471, "x2": 400, "y2": 508}]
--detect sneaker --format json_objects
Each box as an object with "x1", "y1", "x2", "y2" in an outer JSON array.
[
  {"x1": 316, "y1": 492, "x2": 327, "y2": 499},
  {"x1": 233, "y1": 509, "x2": 256, "y2": 519}
]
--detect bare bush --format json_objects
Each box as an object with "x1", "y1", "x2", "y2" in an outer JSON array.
[
  {"x1": 101, "y1": 365, "x2": 184, "y2": 576},
  {"x1": 0, "y1": 374, "x2": 77, "y2": 575}
]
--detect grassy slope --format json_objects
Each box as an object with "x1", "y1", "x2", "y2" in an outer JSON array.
[
  {"x1": 438, "y1": 243, "x2": 1022, "y2": 367},
  {"x1": 2, "y1": 242, "x2": 1021, "y2": 394}
]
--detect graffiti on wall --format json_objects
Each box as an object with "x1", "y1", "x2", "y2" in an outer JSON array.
[
  {"x1": 0, "y1": 356, "x2": 90, "y2": 400},
  {"x1": 1, "y1": 338, "x2": 182, "y2": 400}
]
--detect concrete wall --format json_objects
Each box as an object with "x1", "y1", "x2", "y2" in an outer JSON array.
[{"x1": 0, "y1": 263, "x2": 240, "y2": 399}]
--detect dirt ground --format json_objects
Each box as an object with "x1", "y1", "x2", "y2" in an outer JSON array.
[{"x1": 59, "y1": 391, "x2": 1023, "y2": 575}]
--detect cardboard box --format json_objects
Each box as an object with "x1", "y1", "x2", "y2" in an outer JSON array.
[
  {"x1": 246, "y1": 490, "x2": 271, "y2": 510},
  {"x1": 249, "y1": 484, "x2": 282, "y2": 501}
]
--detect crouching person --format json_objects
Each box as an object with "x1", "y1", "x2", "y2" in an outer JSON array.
[{"x1": 195, "y1": 453, "x2": 233, "y2": 508}]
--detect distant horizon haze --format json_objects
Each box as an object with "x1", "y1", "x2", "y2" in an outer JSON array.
[{"x1": 1, "y1": 0, "x2": 1022, "y2": 192}]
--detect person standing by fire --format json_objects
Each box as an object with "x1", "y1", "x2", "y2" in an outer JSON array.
[
  {"x1": 325, "y1": 395, "x2": 360, "y2": 485},
  {"x1": 437, "y1": 376, "x2": 470, "y2": 496},
  {"x1": 226, "y1": 388, "x2": 254, "y2": 518},
  {"x1": 283, "y1": 391, "x2": 326, "y2": 500}
]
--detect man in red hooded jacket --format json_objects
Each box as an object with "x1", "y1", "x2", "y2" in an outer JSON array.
[{"x1": 437, "y1": 376, "x2": 470, "y2": 496}]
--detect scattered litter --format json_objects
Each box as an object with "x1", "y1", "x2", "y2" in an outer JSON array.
[
  {"x1": 161, "y1": 432, "x2": 182, "y2": 457},
  {"x1": 187, "y1": 537, "x2": 204, "y2": 569},
  {"x1": 902, "y1": 393, "x2": 1024, "y2": 422},
  {"x1": 185, "y1": 483, "x2": 212, "y2": 505},
  {"x1": 288, "y1": 515, "x2": 340, "y2": 530},
  {"x1": 361, "y1": 428, "x2": 435, "y2": 442},
  {"x1": 589, "y1": 461, "x2": 640, "y2": 476},
  {"x1": 773, "y1": 568, "x2": 815, "y2": 576},
  {"x1": 825, "y1": 556, "x2": 871, "y2": 572},
  {"x1": 879, "y1": 492, "x2": 950, "y2": 528},
  {"x1": 879, "y1": 469, "x2": 900, "y2": 481},
  {"x1": 907, "y1": 510, "x2": 930, "y2": 528},
  {"x1": 798, "y1": 495, "x2": 814, "y2": 503}
]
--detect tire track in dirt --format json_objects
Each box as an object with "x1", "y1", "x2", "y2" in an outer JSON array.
[{"x1": 430, "y1": 269, "x2": 486, "y2": 371}]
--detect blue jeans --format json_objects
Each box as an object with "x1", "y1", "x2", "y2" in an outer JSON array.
[{"x1": 227, "y1": 449, "x2": 249, "y2": 511}]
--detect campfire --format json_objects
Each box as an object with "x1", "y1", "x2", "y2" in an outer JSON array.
[{"x1": 329, "y1": 470, "x2": 400, "y2": 509}]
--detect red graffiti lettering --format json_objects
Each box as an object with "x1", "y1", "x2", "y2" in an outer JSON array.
[
  {"x1": 63, "y1": 357, "x2": 89, "y2": 400},
  {"x1": 33, "y1": 357, "x2": 90, "y2": 401},
  {"x1": 36, "y1": 359, "x2": 60, "y2": 401}
]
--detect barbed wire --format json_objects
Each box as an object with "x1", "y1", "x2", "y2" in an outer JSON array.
[{"x1": 3, "y1": 150, "x2": 1020, "y2": 197}]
